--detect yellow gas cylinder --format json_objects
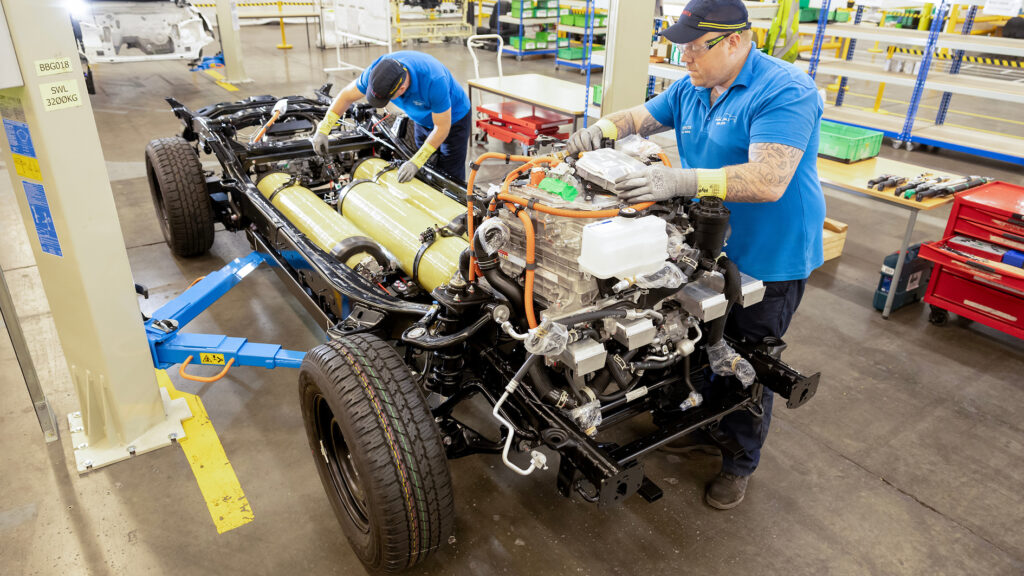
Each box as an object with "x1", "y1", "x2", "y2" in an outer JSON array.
[
  {"x1": 352, "y1": 157, "x2": 466, "y2": 228},
  {"x1": 256, "y1": 173, "x2": 381, "y2": 268},
  {"x1": 338, "y1": 179, "x2": 468, "y2": 292}
]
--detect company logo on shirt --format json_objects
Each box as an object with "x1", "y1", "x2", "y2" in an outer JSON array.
[
  {"x1": 714, "y1": 113, "x2": 738, "y2": 126},
  {"x1": 679, "y1": 125, "x2": 693, "y2": 134},
  {"x1": 412, "y1": 99, "x2": 427, "y2": 107}
]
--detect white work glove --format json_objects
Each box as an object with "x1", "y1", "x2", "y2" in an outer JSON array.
[
  {"x1": 706, "y1": 340, "x2": 756, "y2": 388},
  {"x1": 566, "y1": 118, "x2": 617, "y2": 156},
  {"x1": 311, "y1": 110, "x2": 339, "y2": 157},
  {"x1": 396, "y1": 160, "x2": 420, "y2": 183},
  {"x1": 613, "y1": 165, "x2": 697, "y2": 203},
  {"x1": 311, "y1": 132, "x2": 329, "y2": 157}
]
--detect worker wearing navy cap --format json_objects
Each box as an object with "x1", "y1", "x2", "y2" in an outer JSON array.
[
  {"x1": 312, "y1": 51, "x2": 472, "y2": 183},
  {"x1": 567, "y1": 0, "x2": 826, "y2": 510}
]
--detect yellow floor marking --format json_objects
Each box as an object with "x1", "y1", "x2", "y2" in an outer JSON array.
[
  {"x1": 157, "y1": 370, "x2": 253, "y2": 533},
  {"x1": 844, "y1": 90, "x2": 1024, "y2": 126},
  {"x1": 203, "y1": 69, "x2": 239, "y2": 92}
]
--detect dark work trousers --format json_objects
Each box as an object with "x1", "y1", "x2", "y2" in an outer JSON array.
[
  {"x1": 716, "y1": 278, "x2": 807, "y2": 477},
  {"x1": 412, "y1": 111, "x2": 472, "y2": 182}
]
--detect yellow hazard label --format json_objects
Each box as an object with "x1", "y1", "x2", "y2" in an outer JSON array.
[
  {"x1": 12, "y1": 154, "x2": 41, "y2": 181},
  {"x1": 200, "y1": 353, "x2": 226, "y2": 365}
]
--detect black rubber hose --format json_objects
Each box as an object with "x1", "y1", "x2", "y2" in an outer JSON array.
[
  {"x1": 458, "y1": 247, "x2": 471, "y2": 281},
  {"x1": 554, "y1": 306, "x2": 629, "y2": 327},
  {"x1": 528, "y1": 363, "x2": 578, "y2": 409},
  {"x1": 631, "y1": 355, "x2": 682, "y2": 371},
  {"x1": 473, "y1": 229, "x2": 524, "y2": 315},
  {"x1": 706, "y1": 256, "x2": 742, "y2": 346}
]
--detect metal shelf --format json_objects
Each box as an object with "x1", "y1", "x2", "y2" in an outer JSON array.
[
  {"x1": 821, "y1": 104, "x2": 922, "y2": 138},
  {"x1": 800, "y1": 22, "x2": 1024, "y2": 57},
  {"x1": 498, "y1": 15, "x2": 558, "y2": 24},
  {"x1": 555, "y1": 58, "x2": 603, "y2": 70},
  {"x1": 648, "y1": 62, "x2": 689, "y2": 81},
  {"x1": 558, "y1": 25, "x2": 607, "y2": 34},
  {"x1": 502, "y1": 46, "x2": 558, "y2": 57},
  {"x1": 911, "y1": 124, "x2": 1024, "y2": 165},
  {"x1": 813, "y1": 61, "x2": 1024, "y2": 105}
]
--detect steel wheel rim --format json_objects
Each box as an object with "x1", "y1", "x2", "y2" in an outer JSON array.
[{"x1": 314, "y1": 393, "x2": 371, "y2": 533}]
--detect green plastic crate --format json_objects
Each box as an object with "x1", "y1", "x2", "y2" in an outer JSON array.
[
  {"x1": 818, "y1": 121, "x2": 883, "y2": 163},
  {"x1": 558, "y1": 46, "x2": 585, "y2": 60},
  {"x1": 560, "y1": 13, "x2": 574, "y2": 25},
  {"x1": 591, "y1": 84, "x2": 602, "y2": 106},
  {"x1": 509, "y1": 36, "x2": 537, "y2": 50},
  {"x1": 799, "y1": 8, "x2": 850, "y2": 22}
]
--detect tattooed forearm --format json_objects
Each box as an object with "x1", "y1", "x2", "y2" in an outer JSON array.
[
  {"x1": 605, "y1": 105, "x2": 671, "y2": 139},
  {"x1": 723, "y1": 142, "x2": 803, "y2": 202}
]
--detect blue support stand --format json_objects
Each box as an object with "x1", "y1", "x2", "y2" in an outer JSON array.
[
  {"x1": 935, "y1": 4, "x2": 976, "y2": 126},
  {"x1": 807, "y1": 0, "x2": 834, "y2": 80},
  {"x1": 144, "y1": 252, "x2": 306, "y2": 374},
  {"x1": 834, "y1": 5, "x2": 865, "y2": 107},
  {"x1": 899, "y1": 1, "x2": 948, "y2": 146}
]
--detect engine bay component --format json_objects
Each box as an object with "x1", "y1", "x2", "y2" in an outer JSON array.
[
  {"x1": 352, "y1": 157, "x2": 468, "y2": 231},
  {"x1": 577, "y1": 216, "x2": 669, "y2": 280}
]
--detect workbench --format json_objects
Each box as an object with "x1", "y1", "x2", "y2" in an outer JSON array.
[
  {"x1": 467, "y1": 74, "x2": 589, "y2": 148},
  {"x1": 817, "y1": 156, "x2": 959, "y2": 319}
]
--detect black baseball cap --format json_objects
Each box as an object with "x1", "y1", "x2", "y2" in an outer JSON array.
[
  {"x1": 661, "y1": 0, "x2": 750, "y2": 45},
  {"x1": 366, "y1": 58, "x2": 408, "y2": 108}
]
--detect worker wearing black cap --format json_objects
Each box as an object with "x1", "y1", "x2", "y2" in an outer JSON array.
[
  {"x1": 312, "y1": 51, "x2": 472, "y2": 182},
  {"x1": 567, "y1": 0, "x2": 826, "y2": 510}
]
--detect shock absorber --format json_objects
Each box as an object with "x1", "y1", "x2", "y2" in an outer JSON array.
[{"x1": 426, "y1": 284, "x2": 468, "y2": 397}]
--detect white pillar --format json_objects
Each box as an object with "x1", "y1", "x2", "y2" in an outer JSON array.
[
  {"x1": 0, "y1": 0, "x2": 188, "y2": 472},
  {"x1": 215, "y1": 0, "x2": 252, "y2": 84},
  {"x1": 602, "y1": 0, "x2": 656, "y2": 114}
]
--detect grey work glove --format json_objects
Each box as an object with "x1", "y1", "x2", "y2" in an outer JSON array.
[
  {"x1": 706, "y1": 340, "x2": 756, "y2": 388},
  {"x1": 566, "y1": 124, "x2": 606, "y2": 156},
  {"x1": 310, "y1": 132, "x2": 330, "y2": 157},
  {"x1": 396, "y1": 160, "x2": 420, "y2": 183},
  {"x1": 613, "y1": 165, "x2": 697, "y2": 203}
]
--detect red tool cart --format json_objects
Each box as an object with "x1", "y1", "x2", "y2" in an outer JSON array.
[
  {"x1": 474, "y1": 101, "x2": 572, "y2": 154},
  {"x1": 919, "y1": 181, "x2": 1024, "y2": 339}
]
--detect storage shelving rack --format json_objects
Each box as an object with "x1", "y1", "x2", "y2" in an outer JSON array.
[
  {"x1": 500, "y1": 1, "x2": 560, "y2": 60},
  {"x1": 554, "y1": 2, "x2": 606, "y2": 73},
  {"x1": 805, "y1": 0, "x2": 1024, "y2": 166}
]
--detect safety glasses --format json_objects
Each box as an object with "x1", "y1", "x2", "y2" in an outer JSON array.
[{"x1": 681, "y1": 33, "x2": 735, "y2": 58}]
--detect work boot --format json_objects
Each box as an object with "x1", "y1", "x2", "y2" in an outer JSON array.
[{"x1": 704, "y1": 472, "x2": 749, "y2": 510}]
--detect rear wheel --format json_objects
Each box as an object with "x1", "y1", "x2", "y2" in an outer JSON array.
[
  {"x1": 145, "y1": 137, "x2": 214, "y2": 257},
  {"x1": 299, "y1": 334, "x2": 454, "y2": 573}
]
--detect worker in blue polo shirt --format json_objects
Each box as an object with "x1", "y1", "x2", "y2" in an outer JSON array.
[
  {"x1": 312, "y1": 51, "x2": 472, "y2": 182},
  {"x1": 567, "y1": 0, "x2": 826, "y2": 510}
]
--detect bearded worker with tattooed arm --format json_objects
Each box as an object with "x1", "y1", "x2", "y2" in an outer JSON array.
[{"x1": 567, "y1": 0, "x2": 826, "y2": 510}]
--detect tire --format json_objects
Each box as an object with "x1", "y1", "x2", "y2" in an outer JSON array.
[
  {"x1": 145, "y1": 137, "x2": 214, "y2": 257},
  {"x1": 928, "y1": 305, "x2": 949, "y2": 326},
  {"x1": 299, "y1": 334, "x2": 454, "y2": 573}
]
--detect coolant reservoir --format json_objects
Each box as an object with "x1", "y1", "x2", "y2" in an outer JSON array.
[{"x1": 577, "y1": 216, "x2": 668, "y2": 279}]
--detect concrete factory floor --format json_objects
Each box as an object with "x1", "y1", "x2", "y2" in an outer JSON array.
[{"x1": 2, "y1": 24, "x2": 1024, "y2": 576}]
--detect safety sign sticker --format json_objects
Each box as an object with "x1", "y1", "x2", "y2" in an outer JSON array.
[
  {"x1": 39, "y1": 79, "x2": 82, "y2": 111},
  {"x1": 3, "y1": 118, "x2": 35, "y2": 157},
  {"x1": 0, "y1": 94, "x2": 27, "y2": 123},
  {"x1": 12, "y1": 154, "x2": 41, "y2": 181},
  {"x1": 22, "y1": 181, "x2": 63, "y2": 257},
  {"x1": 200, "y1": 353, "x2": 226, "y2": 365}
]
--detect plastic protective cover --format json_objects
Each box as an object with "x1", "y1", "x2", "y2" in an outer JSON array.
[
  {"x1": 706, "y1": 340, "x2": 756, "y2": 388},
  {"x1": 616, "y1": 134, "x2": 664, "y2": 161},
  {"x1": 575, "y1": 148, "x2": 648, "y2": 191}
]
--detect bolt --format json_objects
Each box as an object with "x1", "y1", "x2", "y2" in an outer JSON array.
[
  {"x1": 127, "y1": 445, "x2": 136, "y2": 455},
  {"x1": 71, "y1": 426, "x2": 83, "y2": 433},
  {"x1": 168, "y1": 433, "x2": 178, "y2": 442},
  {"x1": 83, "y1": 460, "x2": 93, "y2": 469},
  {"x1": 435, "y1": 417, "x2": 443, "y2": 423},
  {"x1": 75, "y1": 443, "x2": 88, "y2": 450},
  {"x1": 443, "y1": 436, "x2": 452, "y2": 446}
]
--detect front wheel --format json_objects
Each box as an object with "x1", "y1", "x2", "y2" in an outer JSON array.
[{"x1": 299, "y1": 334, "x2": 454, "y2": 573}]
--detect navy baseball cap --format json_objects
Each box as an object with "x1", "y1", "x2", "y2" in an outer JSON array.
[
  {"x1": 662, "y1": 0, "x2": 750, "y2": 44},
  {"x1": 366, "y1": 58, "x2": 408, "y2": 108}
]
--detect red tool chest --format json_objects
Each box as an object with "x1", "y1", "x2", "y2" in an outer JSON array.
[{"x1": 919, "y1": 181, "x2": 1024, "y2": 339}]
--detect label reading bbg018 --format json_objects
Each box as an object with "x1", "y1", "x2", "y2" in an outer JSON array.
[
  {"x1": 35, "y1": 57, "x2": 73, "y2": 77},
  {"x1": 39, "y1": 79, "x2": 82, "y2": 111}
]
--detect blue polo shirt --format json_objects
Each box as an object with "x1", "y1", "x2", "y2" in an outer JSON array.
[
  {"x1": 645, "y1": 45, "x2": 826, "y2": 282},
  {"x1": 357, "y1": 51, "x2": 471, "y2": 129}
]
